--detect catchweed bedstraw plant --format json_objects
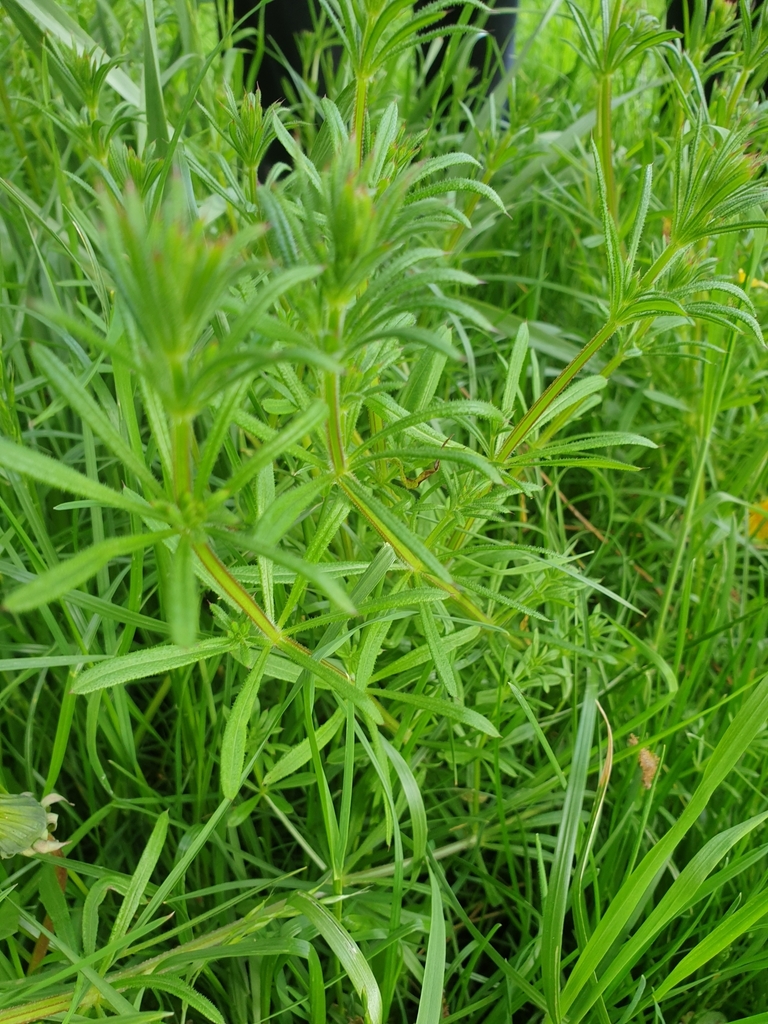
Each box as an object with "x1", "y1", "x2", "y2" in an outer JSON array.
[{"x1": 1, "y1": 0, "x2": 768, "y2": 1021}]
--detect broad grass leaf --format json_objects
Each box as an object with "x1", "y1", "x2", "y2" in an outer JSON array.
[
  {"x1": 108, "y1": 810, "x2": 168, "y2": 948},
  {"x1": 654, "y1": 876, "x2": 768, "y2": 1000},
  {"x1": 291, "y1": 892, "x2": 383, "y2": 1024},
  {"x1": 502, "y1": 321, "x2": 529, "y2": 417},
  {"x1": 307, "y1": 944, "x2": 326, "y2": 1024},
  {"x1": 39, "y1": 865, "x2": 77, "y2": 951},
  {"x1": 119, "y1": 975, "x2": 223, "y2": 1024},
  {"x1": 382, "y1": 737, "x2": 428, "y2": 865},
  {"x1": 509, "y1": 684, "x2": 567, "y2": 790},
  {"x1": 415, "y1": 868, "x2": 446, "y2": 1024},
  {"x1": 613, "y1": 621, "x2": 679, "y2": 693},
  {"x1": 541, "y1": 675, "x2": 597, "y2": 1022},
  {"x1": 561, "y1": 674, "x2": 768, "y2": 1020},
  {"x1": 573, "y1": 812, "x2": 768, "y2": 1016}
]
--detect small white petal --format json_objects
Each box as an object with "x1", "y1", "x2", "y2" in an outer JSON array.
[
  {"x1": 31, "y1": 839, "x2": 69, "y2": 855},
  {"x1": 40, "y1": 794, "x2": 72, "y2": 809}
]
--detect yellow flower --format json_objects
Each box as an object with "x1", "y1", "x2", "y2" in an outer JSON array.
[
  {"x1": 749, "y1": 499, "x2": 768, "y2": 542},
  {"x1": 737, "y1": 268, "x2": 768, "y2": 290}
]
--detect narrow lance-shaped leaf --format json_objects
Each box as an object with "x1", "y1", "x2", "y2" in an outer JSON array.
[
  {"x1": 31, "y1": 344, "x2": 160, "y2": 493},
  {"x1": 420, "y1": 601, "x2": 458, "y2": 698},
  {"x1": 220, "y1": 648, "x2": 270, "y2": 800},
  {"x1": 142, "y1": 0, "x2": 168, "y2": 154},
  {"x1": 72, "y1": 638, "x2": 235, "y2": 694},
  {"x1": 4, "y1": 532, "x2": 171, "y2": 614},
  {"x1": 104, "y1": 810, "x2": 169, "y2": 967},
  {"x1": 0, "y1": 439, "x2": 155, "y2": 516},
  {"x1": 371, "y1": 688, "x2": 499, "y2": 738}
]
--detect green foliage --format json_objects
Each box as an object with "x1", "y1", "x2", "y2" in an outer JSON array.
[{"x1": 1, "y1": 0, "x2": 768, "y2": 1022}]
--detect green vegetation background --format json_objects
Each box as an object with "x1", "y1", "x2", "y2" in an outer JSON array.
[{"x1": 1, "y1": 0, "x2": 768, "y2": 1022}]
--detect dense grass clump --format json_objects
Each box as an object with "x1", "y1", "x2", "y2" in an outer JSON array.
[{"x1": 2, "y1": 0, "x2": 768, "y2": 1021}]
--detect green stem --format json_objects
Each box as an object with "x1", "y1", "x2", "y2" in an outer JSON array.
[
  {"x1": 498, "y1": 318, "x2": 618, "y2": 460},
  {"x1": 598, "y1": 73, "x2": 617, "y2": 221},
  {"x1": 172, "y1": 414, "x2": 192, "y2": 499},
  {"x1": 324, "y1": 370, "x2": 346, "y2": 475},
  {"x1": 194, "y1": 541, "x2": 283, "y2": 645},
  {"x1": 639, "y1": 240, "x2": 682, "y2": 292},
  {"x1": 354, "y1": 74, "x2": 367, "y2": 167},
  {"x1": 726, "y1": 66, "x2": 749, "y2": 123}
]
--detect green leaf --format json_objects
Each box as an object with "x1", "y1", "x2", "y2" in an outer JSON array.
[
  {"x1": 39, "y1": 865, "x2": 77, "y2": 951},
  {"x1": 142, "y1": 0, "x2": 168, "y2": 154},
  {"x1": 399, "y1": 346, "x2": 447, "y2": 413},
  {"x1": 509, "y1": 684, "x2": 567, "y2": 790},
  {"x1": 276, "y1": 639, "x2": 383, "y2": 724},
  {"x1": 561, "y1": 673, "x2": 768, "y2": 1020},
  {"x1": 368, "y1": 102, "x2": 399, "y2": 187},
  {"x1": 340, "y1": 476, "x2": 452, "y2": 585},
  {"x1": 263, "y1": 707, "x2": 345, "y2": 787},
  {"x1": 4, "y1": 532, "x2": 169, "y2": 614},
  {"x1": 220, "y1": 648, "x2": 270, "y2": 800},
  {"x1": 0, "y1": 439, "x2": 153, "y2": 516},
  {"x1": 291, "y1": 892, "x2": 383, "y2": 1024},
  {"x1": 382, "y1": 736, "x2": 428, "y2": 866},
  {"x1": 219, "y1": 401, "x2": 328, "y2": 501},
  {"x1": 654, "y1": 840, "x2": 768, "y2": 1000},
  {"x1": 501, "y1": 321, "x2": 529, "y2": 417},
  {"x1": 371, "y1": 688, "x2": 499, "y2": 738},
  {"x1": 119, "y1": 975, "x2": 223, "y2": 1024},
  {"x1": 103, "y1": 810, "x2": 168, "y2": 970},
  {"x1": 613, "y1": 621, "x2": 678, "y2": 693},
  {"x1": 1, "y1": 0, "x2": 140, "y2": 104},
  {"x1": 72, "y1": 639, "x2": 234, "y2": 694},
  {"x1": 575, "y1": 812, "x2": 768, "y2": 1015},
  {"x1": 420, "y1": 601, "x2": 458, "y2": 698},
  {"x1": 407, "y1": 177, "x2": 506, "y2": 215},
  {"x1": 541, "y1": 674, "x2": 597, "y2": 1022},
  {"x1": 219, "y1": 532, "x2": 355, "y2": 615},
  {"x1": 415, "y1": 868, "x2": 446, "y2": 1024},
  {"x1": 31, "y1": 344, "x2": 160, "y2": 493}
]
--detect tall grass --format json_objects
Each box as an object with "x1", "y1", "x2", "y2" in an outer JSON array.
[{"x1": 1, "y1": 0, "x2": 768, "y2": 1021}]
